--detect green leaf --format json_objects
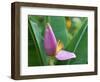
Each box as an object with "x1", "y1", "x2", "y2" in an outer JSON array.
[
  {"x1": 66, "y1": 18, "x2": 88, "y2": 64},
  {"x1": 49, "y1": 16, "x2": 68, "y2": 48},
  {"x1": 28, "y1": 18, "x2": 48, "y2": 66},
  {"x1": 67, "y1": 18, "x2": 88, "y2": 52},
  {"x1": 69, "y1": 27, "x2": 88, "y2": 64},
  {"x1": 28, "y1": 29, "x2": 42, "y2": 66}
]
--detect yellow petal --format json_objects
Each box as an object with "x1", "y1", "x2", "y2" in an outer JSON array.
[{"x1": 56, "y1": 40, "x2": 64, "y2": 53}]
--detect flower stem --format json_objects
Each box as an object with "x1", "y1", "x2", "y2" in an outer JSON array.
[{"x1": 48, "y1": 56, "x2": 55, "y2": 65}]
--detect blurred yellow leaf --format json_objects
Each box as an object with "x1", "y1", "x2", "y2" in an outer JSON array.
[{"x1": 66, "y1": 18, "x2": 71, "y2": 30}]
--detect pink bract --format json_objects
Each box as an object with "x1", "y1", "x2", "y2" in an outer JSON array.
[
  {"x1": 55, "y1": 50, "x2": 76, "y2": 60},
  {"x1": 44, "y1": 23, "x2": 57, "y2": 56}
]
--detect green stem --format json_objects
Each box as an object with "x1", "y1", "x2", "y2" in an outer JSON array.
[{"x1": 48, "y1": 56, "x2": 55, "y2": 65}]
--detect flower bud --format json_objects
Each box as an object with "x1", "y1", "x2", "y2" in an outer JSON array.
[{"x1": 44, "y1": 23, "x2": 57, "y2": 56}]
